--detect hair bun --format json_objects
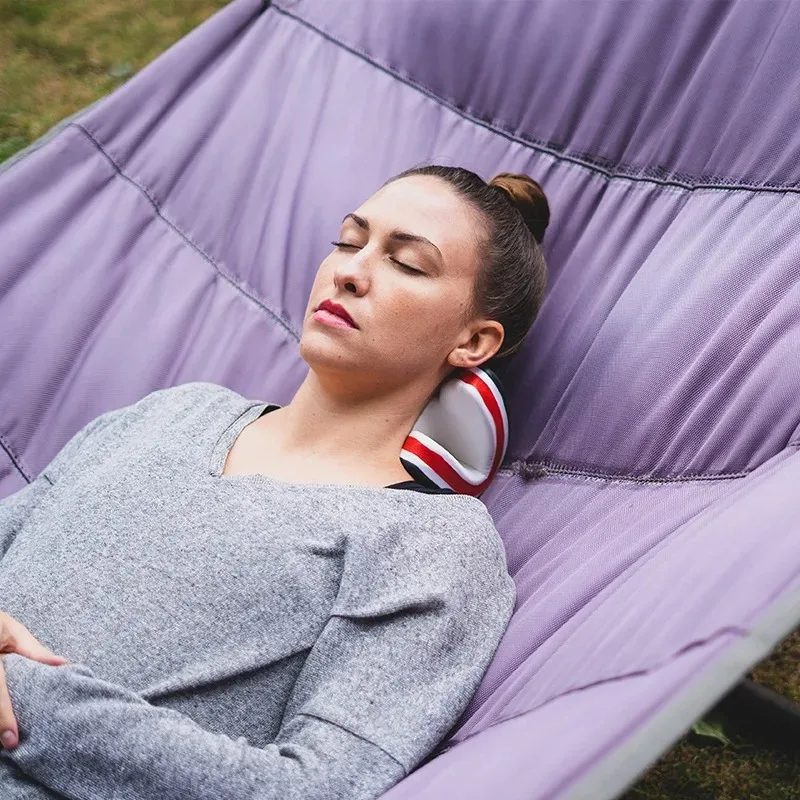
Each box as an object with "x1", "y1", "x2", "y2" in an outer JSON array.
[{"x1": 489, "y1": 172, "x2": 550, "y2": 244}]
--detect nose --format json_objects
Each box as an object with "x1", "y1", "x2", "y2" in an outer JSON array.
[{"x1": 333, "y1": 247, "x2": 371, "y2": 297}]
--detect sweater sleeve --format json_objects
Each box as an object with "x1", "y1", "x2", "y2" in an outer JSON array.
[
  {"x1": 0, "y1": 517, "x2": 516, "y2": 800},
  {"x1": 0, "y1": 478, "x2": 50, "y2": 563},
  {"x1": 0, "y1": 757, "x2": 66, "y2": 799},
  {"x1": 0, "y1": 382, "x2": 226, "y2": 561},
  {"x1": 0, "y1": 406, "x2": 127, "y2": 561}
]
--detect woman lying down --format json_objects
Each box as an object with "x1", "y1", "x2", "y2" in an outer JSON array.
[{"x1": 0, "y1": 164, "x2": 550, "y2": 799}]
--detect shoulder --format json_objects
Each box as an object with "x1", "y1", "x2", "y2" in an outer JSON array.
[
  {"x1": 403, "y1": 498, "x2": 517, "y2": 677},
  {"x1": 423, "y1": 497, "x2": 516, "y2": 607},
  {"x1": 137, "y1": 381, "x2": 244, "y2": 413},
  {"x1": 42, "y1": 382, "x2": 249, "y2": 482},
  {"x1": 341, "y1": 492, "x2": 516, "y2": 622},
  {"x1": 107, "y1": 381, "x2": 251, "y2": 431},
  {"x1": 396, "y1": 493, "x2": 511, "y2": 580}
]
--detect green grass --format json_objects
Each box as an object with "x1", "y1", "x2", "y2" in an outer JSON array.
[
  {"x1": 623, "y1": 629, "x2": 800, "y2": 799},
  {"x1": 623, "y1": 720, "x2": 800, "y2": 800},
  {"x1": 2, "y1": 2, "x2": 799, "y2": 796},
  {"x1": 0, "y1": 0, "x2": 228, "y2": 162}
]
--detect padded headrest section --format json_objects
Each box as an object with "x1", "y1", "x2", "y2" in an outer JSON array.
[{"x1": 401, "y1": 367, "x2": 509, "y2": 495}]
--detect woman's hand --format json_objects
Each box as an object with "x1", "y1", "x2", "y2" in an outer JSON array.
[{"x1": 0, "y1": 610, "x2": 69, "y2": 750}]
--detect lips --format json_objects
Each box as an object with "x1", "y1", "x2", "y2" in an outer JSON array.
[{"x1": 316, "y1": 299, "x2": 358, "y2": 329}]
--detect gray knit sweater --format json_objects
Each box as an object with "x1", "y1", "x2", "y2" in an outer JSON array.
[{"x1": 0, "y1": 382, "x2": 516, "y2": 799}]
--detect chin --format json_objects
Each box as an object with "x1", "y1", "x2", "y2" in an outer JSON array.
[{"x1": 299, "y1": 331, "x2": 360, "y2": 373}]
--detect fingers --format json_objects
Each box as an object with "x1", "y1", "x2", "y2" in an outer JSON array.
[
  {"x1": 0, "y1": 611, "x2": 69, "y2": 666},
  {"x1": 0, "y1": 610, "x2": 69, "y2": 750},
  {"x1": 0, "y1": 657, "x2": 18, "y2": 749},
  {"x1": 14, "y1": 638, "x2": 69, "y2": 666}
]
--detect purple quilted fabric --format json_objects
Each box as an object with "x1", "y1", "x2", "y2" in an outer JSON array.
[{"x1": 2, "y1": 1, "x2": 799, "y2": 797}]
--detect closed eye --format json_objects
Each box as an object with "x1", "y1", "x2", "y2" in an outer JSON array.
[
  {"x1": 390, "y1": 258, "x2": 425, "y2": 275},
  {"x1": 332, "y1": 241, "x2": 425, "y2": 275}
]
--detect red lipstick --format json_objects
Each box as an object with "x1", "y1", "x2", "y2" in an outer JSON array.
[{"x1": 314, "y1": 299, "x2": 358, "y2": 330}]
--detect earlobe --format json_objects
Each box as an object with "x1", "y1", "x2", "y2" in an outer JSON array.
[{"x1": 446, "y1": 350, "x2": 470, "y2": 370}]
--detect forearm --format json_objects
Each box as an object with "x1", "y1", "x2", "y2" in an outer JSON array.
[{"x1": 0, "y1": 654, "x2": 402, "y2": 800}]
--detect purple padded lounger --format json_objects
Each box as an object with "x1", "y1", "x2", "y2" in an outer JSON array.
[{"x1": 2, "y1": 1, "x2": 799, "y2": 797}]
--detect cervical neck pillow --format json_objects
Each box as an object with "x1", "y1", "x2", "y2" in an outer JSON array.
[{"x1": 401, "y1": 366, "x2": 509, "y2": 496}]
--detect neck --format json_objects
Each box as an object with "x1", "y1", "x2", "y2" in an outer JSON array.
[{"x1": 274, "y1": 368, "x2": 437, "y2": 472}]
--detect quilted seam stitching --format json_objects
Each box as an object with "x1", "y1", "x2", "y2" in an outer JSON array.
[
  {"x1": 72, "y1": 123, "x2": 301, "y2": 343},
  {"x1": 0, "y1": 433, "x2": 31, "y2": 483},
  {"x1": 469, "y1": 447, "x2": 797, "y2": 735},
  {"x1": 271, "y1": 3, "x2": 800, "y2": 196},
  {"x1": 497, "y1": 459, "x2": 749, "y2": 484},
  {"x1": 495, "y1": 440, "x2": 798, "y2": 484}
]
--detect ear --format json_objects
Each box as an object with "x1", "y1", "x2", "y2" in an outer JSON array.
[{"x1": 447, "y1": 319, "x2": 504, "y2": 370}]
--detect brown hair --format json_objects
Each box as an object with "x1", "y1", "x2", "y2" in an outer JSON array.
[{"x1": 385, "y1": 165, "x2": 550, "y2": 362}]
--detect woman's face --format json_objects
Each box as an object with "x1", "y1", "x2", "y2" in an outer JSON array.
[{"x1": 300, "y1": 175, "x2": 502, "y2": 390}]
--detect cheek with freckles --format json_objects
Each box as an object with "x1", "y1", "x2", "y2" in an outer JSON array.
[{"x1": 379, "y1": 287, "x2": 466, "y2": 361}]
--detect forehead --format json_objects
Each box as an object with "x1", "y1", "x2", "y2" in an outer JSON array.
[{"x1": 352, "y1": 175, "x2": 484, "y2": 275}]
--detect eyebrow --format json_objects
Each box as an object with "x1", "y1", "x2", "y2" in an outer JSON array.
[{"x1": 342, "y1": 213, "x2": 443, "y2": 264}]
